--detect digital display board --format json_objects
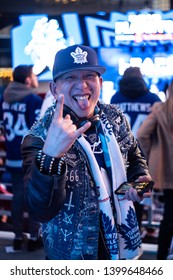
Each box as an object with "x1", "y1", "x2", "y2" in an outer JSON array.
[
  {"x1": 98, "y1": 45, "x2": 173, "y2": 92},
  {"x1": 11, "y1": 10, "x2": 173, "y2": 90}
]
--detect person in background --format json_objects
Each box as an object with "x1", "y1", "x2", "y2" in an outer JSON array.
[
  {"x1": 137, "y1": 80, "x2": 173, "y2": 260},
  {"x1": 0, "y1": 65, "x2": 43, "y2": 251},
  {"x1": 110, "y1": 67, "x2": 161, "y2": 138},
  {"x1": 21, "y1": 45, "x2": 152, "y2": 260},
  {"x1": 110, "y1": 67, "x2": 161, "y2": 230}
]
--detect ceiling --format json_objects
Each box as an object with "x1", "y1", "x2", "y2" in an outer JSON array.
[
  {"x1": 0, "y1": 0, "x2": 151, "y2": 29},
  {"x1": 0, "y1": 0, "x2": 150, "y2": 14},
  {"x1": 0, "y1": 0, "x2": 151, "y2": 67}
]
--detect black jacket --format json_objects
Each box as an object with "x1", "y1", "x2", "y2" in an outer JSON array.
[{"x1": 21, "y1": 102, "x2": 150, "y2": 260}]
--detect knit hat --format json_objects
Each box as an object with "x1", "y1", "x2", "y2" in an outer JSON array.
[
  {"x1": 123, "y1": 67, "x2": 143, "y2": 78},
  {"x1": 52, "y1": 44, "x2": 106, "y2": 80}
]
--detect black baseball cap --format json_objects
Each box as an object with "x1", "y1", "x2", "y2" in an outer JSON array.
[{"x1": 52, "y1": 44, "x2": 106, "y2": 81}]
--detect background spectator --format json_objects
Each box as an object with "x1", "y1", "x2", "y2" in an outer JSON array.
[
  {"x1": 137, "y1": 80, "x2": 173, "y2": 259},
  {"x1": 0, "y1": 65, "x2": 43, "y2": 251},
  {"x1": 110, "y1": 66, "x2": 161, "y2": 230}
]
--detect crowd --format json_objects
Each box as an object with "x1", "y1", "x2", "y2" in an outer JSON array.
[{"x1": 0, "y1": 44, "x2": 172, "y2": 260}]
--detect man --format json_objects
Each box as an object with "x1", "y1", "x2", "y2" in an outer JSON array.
[
  {"x1": 0, "y1": 65, "x2": 43, "y2": 251},
  {"x1": 137, "y1": 81, "x2": 173, "y2": 259},
  {"x1": 21, "y1": 45, "x2": 152, "y2": 260},
  {"x1": 110, "y1": 67, "x2": 161, "y2": 230},
  {"x1": 111, "y1": 67, "x2": 161, "y2": 138}
]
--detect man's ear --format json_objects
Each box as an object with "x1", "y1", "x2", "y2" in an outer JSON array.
[
  {"x1": 49, "y1": 81, "x2": 58, "y2": 99},
  {"x1": 25, "y1": 77, "x2": 31, "y2": 87},
  {"x1": 99, "y1": 76, "x2": 103, "y2": 87}
]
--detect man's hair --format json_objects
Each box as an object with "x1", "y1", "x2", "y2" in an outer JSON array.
[
  {"x1": 123, "y1": 67, "x2": 143, "y2": 78},
  {"x1": 12, "y1": 65, "x2": 33, "y2": 84}
]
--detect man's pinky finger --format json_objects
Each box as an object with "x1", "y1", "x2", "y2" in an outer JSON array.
[{"x1": 75, "y1": 122, "x2": 91, "y2": 138}]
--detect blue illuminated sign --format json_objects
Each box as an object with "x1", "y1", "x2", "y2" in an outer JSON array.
[{"x1": 11, "y1": 10, "x2": 173, "y2": 84}]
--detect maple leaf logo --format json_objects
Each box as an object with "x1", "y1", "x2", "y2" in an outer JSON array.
[
  {"x1": 117, "y1": 206, "x2": 142, "y2": 251},
  {"x1": 24, "y1": 17, "x2": 68, "y2": 75},
  {"x1": 71, "y1": 47, "x2": 88, "y2": 64}
]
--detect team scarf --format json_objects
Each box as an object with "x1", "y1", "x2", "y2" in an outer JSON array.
[{"x1": 77, "y1": 113, "x2": 142, "y2": 260}]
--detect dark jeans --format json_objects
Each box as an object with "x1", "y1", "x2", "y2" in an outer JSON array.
[
  {"x1": 157, "y1": 189, "x2": 173, "y2": 259},
  {"x1": 10, "y1": 169, "x2": 39, "y2": 239}
]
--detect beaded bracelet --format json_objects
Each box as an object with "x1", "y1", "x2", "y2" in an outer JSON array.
[{"x1": 36, "y1": 150, "x2": 65, "y2": 176}]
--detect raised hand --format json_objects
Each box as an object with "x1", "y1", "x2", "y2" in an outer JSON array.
[{"x1": 43, "y1": 94, "x2": 91, "y2": 158}]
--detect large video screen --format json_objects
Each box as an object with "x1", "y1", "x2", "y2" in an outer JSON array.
[
  {"x1": 98, "y1": 45, "x2": 173, "y2": 92},
  {"x1": 11, "y1": 10, "x2": 173, "y2": 90}
]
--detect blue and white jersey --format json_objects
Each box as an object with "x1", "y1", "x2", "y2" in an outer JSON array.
[
  {"x1": 0, "y1": 93, "x2": 43, "y2": 169},
  {"x1": 111, "y1": 77, "x2": 161, "y2": 138},
  {"x1": 111, "y1": 91, "x2": 161, "y2": 138}
]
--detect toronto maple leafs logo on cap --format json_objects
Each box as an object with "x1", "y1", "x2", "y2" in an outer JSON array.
[
  {"x1": 70, "y1": 47, "x2": 88, "y2": 64},
  {"x1": 52, "y1": 44, "x2": 106, "y2": 80}
]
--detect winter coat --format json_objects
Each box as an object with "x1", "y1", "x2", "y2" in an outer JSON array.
[
  {"x1": 137, "y1": 102, "x2": 173, "y2": 190},
  {"x1": 110, "y1": 77, "x2": 161, "y2": 138},
  {"x1": 0, "y1": 81, "x2": 43, "y2": 169}
]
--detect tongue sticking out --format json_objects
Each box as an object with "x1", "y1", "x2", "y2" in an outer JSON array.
[{"x1": 77, "y1": 98, "x2": 89, "y2": 110}]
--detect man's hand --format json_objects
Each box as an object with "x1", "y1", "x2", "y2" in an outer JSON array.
[
  {"x1": 124, "y1": 175, "x2": 153, "y2": 203},
  {"x1": 43, "y1": 94, "x2": 91, "y2": 157}
]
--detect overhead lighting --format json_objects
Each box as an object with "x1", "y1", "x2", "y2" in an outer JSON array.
[
  {"x1": 35, "y1": 0, "x2": 79, "y2": 3},
  {"x1": 0, "y1": 68, "x2": 13, "y2": 80}
]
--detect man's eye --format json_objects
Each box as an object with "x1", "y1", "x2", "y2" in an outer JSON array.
[
  {"x1": 85, "y1": 74, "x2": 96, "y2": 80},
  {"x1": 64, "y1": 76, "x2": 74, "y2": 80}
]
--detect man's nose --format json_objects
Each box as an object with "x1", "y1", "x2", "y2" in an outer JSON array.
[{"x1": 74, "y1": 78, "x2": 88, "y2": 88}]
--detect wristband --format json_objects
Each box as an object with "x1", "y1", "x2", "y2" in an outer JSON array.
[{"x1": 36, "y1": 150, "x2": 65, "y2": 176}]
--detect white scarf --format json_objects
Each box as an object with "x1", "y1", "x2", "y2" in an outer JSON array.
[{"x1": 77, "y1": 117, "x2": 142, "y2": 259}]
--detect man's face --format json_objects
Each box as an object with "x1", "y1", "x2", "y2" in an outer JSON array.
[
  {"x1": 30, "y1": 72, "x2": 39, "y2": 88},
  {"x1": 50, "y1": 70, "x2": 102, "y2": 119}
]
